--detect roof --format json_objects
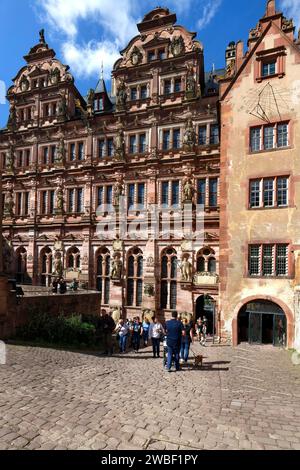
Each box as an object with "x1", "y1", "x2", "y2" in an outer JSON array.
[{"x1": 95, "y1": 78, "x2": 107, "y2": 95}]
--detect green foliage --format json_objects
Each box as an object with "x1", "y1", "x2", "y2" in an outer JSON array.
[{"x1": 16, "y1": 312, "x2": 99, "y2": 348}]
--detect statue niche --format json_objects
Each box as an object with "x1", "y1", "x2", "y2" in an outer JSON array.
[
  {"x1": 116, "y1": 81, "x2": 127, "y2": 111},
  {"x1": 183, "y1": 118, "x2": 196, "y2": 152},
  {"x1": 3, "y1": 186, "x2": 14, "y2": 218},
  {"x1": 111, "y1": 253, "x2": 123, "y2": 281},
  {"x1": 113, "y1": 130, "x2": 125, "y2": 161},
  {"x1": 180, "y1": 255, "x2": 193, "y2": 283},
  {"x1": 185, "y1": 65, "x2": 197, "y2": 100}
]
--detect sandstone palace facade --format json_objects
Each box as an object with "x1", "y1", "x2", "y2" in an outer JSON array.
[{"x1": 1, "y1": 1, "x2": 300, "y2": 350}]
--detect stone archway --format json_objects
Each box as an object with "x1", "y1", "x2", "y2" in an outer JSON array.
[{"x1": 232, "y1": 296, "x2": 294, "y2": 348}]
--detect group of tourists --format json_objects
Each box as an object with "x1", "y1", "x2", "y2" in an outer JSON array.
[
  {"x1": 51, "y1": 278, "x2": 79, "y2": 294},
  {"x1": 100, "y1": 310, "x2": 208, "y2": 370}
]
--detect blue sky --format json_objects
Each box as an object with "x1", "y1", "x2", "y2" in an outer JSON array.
[{"x1": 0, "y1": 0, "x2": 299, "y2": 128}]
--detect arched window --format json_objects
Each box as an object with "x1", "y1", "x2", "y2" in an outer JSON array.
[
  {"x1": 16, "y1": 247, "x2": 27, "y2": 283},
  {"x1": 126, "y1": 248, "x2": 143, "y2": 307},
  {"x1": 40, "y1": 247, "x2": 52, "y2": 286},
  {"x1": 67, "y1": 247, "x2": 81, "y2": 269},
  {"x1": 160, "y1": 248, "x2": 177, "y2": 310},
  {"x1": 196, "y1": 247, "x2": 217, "y2": 274},
  {"x1": 96, "y1": 248, "x2": 110, "y2": 305}
]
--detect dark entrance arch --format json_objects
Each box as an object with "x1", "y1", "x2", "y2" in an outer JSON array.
[
  {"x1": 195, "y1": 295, "x2": 216, "y2": 336},
  {"x1": 238, "y1": 300, "x2": 287, "y2": 347}
]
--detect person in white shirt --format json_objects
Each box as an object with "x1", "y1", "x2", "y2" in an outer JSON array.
[
  {"x1": 115, "y1": 319, "x2": 129, "y2": 353},
  {"x1": 149, "y1": 317, "x2": 165, "y2": 358}
]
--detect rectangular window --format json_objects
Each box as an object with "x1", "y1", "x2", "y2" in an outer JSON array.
[
  {"x1": 78, "y1": 142, "x2": 84, "y2": 161},
  {"x1": 277, "y1": 177, "x2": 288, "y2": 206},
  {"x1": 210, "y1": 124, "x2": 219, "y2": 145},
  {"x1": 158, "y1": 49, "x2": 166, "y2": 61},
  {"x1": 148, "y1": 51, "x2": 156, "y2": 62},
  {"x1": 197, "y1": 179, "x2": 206, "y2": 205},
  {"x1": 41, "y1": 191, "x2": 47, "y2": 215},
  {"x1": 49, "y1": 190, "x2": 55, "y2": 214},
  {"x1": 99, "y1": 97, "x2": 104, "y2": 111},
  {"x1": 70, "y1": 143, "x2": 76, "y2": 161},
  {"x1": 209, "y1": 178, "x2": 218, "y2": 207},
  {"x1": 24, "y1": 192, "x2": 29, "y2": 216},
  {"x1": 171, "y1": 180, "x2": 180, "y2": 207},
  {"x1": 97, "y1": 187, "x2": 103, "y2": 207},
  {"x1": 249, "y1": 245, "x2": 260, "y2": 276},
  {"x1": 174, "y1": 79, "x2": 181, "y2": 93},
  {"x1": 164, "y1": 80, "x2": 172, "y2": 95},
  {"x1": 131, "y1": 88, "x2": 137, "y2": 101},
  {"x1": 162, "y1": 182, "x2": 169, "y2": 207},
  {"x1": 17, "y1": 151, "x2": 23, "y2": 168},
  {"x1": 141, "y1": 85, "x2": 148, "y2": 100},
  {"x1": 139, "y1": 134, "x2": 146, "y2": 153},
  {"x1": 160, "y1": 281, "x2": 168, "y2": 309},
  {"x1": 163, "y1": 130, "x2": 170, "y2": 150},
  {"x1": 76, "y1": 188, "x2": 84, "y2": 213},
  {"x1": 137, "y1": 183, "x2": 145, "y2": 207},
  {"x1": 249, "y1": 244, "x2": 288, "y2": 277},
  {"x1": 199, "y1": 126, "x2": 207, "y2": 146},
  {"x1": 263, "y1": 179, "x2": 274, "y2": 207},
  {"x1": 277, "y1": 123, "x2": 288, "y2": 148},
  {"x1": 51, "y1": 146, "x2": 56, "y2": 163},
  {"x1": 129, "y1": 135, "x2": 137, "y2": 154},
  {"x1": 25, "y1": 149, "x2": 30, "y2": 167},
  {"x1": 16, "y1": 193, "x2": 22, "y2": 216},
  {"x1": 250, "y1": 127, "x2": 261, "y2": 152},
  {"x1": 262, "y1": 245, "x2": 274, "y2": 276},
  {"x1": 276, "y1": 245, "x2": 288, "y2": 276},
  {"x1": 106, "y1": 186, "x2": 113, "y2": 205},
  {"x1": 170, "y1": 281, "x2": 177, "y2": 310},
  {"x1": 264, "y1": 126, "x2": 274, "y2": 150},
  {"x1": 107, "y1": 138, "x2": 114, "y2": 157},
  {"x1": 99, "y1": 140, "x2": 105, "y2": 158},
  {"x1": 250, "y1": 180, "x2": 260, "y2": 208},
  {"x1": 68, "y1": 189, "x2": 75, "y2": 213},
  {"x1": 136, "y1": 280, "x2": 143, "y2": 307},
  {"x1": 43, "y1": 147, "x2": 49, "y2": 165},
  {"x1": 104, "y1": 278, "x2": 110, "y2": 305},
  {"x1": 127, "y1": 279, "x2": 134, "y2": 306},
  {"x1": 173, "y1": 129, "x2": 181, "y2": 149},
  {"x1": 262, "y1": 61, "x2": 276, "y2": 77},
  {"x1": 128, "y1": 184, "x2": 135, "y2": 209}
]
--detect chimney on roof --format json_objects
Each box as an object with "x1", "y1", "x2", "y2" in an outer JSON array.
[
  {"x1": 236, "y1": 40, "x2": 244, "y2": 69},
  {"x1": 266, "y1": 0, "x2": 276, "y2": 17}
]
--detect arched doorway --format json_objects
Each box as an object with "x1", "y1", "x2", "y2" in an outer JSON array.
[
  {"x1": 238, "y1": 300, "x2": 287, "y2": 347},
  {"x1": 195, "y1": 295, "x2": 216, "y2": 336}
]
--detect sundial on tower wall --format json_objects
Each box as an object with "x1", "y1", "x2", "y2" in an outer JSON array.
[{"x1": 237, "y1": 81, "x2": 300, "y2": 122}]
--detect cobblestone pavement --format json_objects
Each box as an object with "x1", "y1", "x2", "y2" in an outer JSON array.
[{"x1": 0, "y1": 342, "x2": 300, "y2": 450}]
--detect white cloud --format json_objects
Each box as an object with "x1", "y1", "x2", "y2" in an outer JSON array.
[
  {"x1": 34, "y1": 0, "x2": 222, "y2": 80},
  {"x1": 197, "y1": 0, "x2": 222, "y2": 30},
  {"x1": 280, "y1": 0, "x2": 300, "y2": 28},
  {"x1": 36, "y1": 0, "x2": 139, "y2": 79},
  {"x1": 0, "y1": 80, "x2": 6, "y2": 104}
]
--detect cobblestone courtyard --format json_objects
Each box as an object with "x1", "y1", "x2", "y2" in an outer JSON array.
[{"x1": 1, "y1": 342, "x2": 300, "y2": 450}]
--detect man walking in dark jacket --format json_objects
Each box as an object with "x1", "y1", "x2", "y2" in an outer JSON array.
[{"x1": 165, "y1": 311, "x2": 184, "y2": 372}]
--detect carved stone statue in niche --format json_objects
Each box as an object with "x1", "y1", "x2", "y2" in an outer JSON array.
[
  {"x1": 55, "y1": 138, "x2": 65, "y2": 165},
  {"x1": 2, "y1": 240, "x2": 13, "y2": 274},
  {"x1": 5, "y1": 145, "x2": 14, "y2": 172},
  {"x1": 180, "y1": 256, "x2": 193, "y2": 282},
  {"x1": 183, "y1": 118, "x2": 196, "y2": 151},
  {"x1": 55, "y1": 182, "x2": 64, "y2": 214},
  {"x1": 116, "y1": 81, "x2": 127, "y2": 110},
  {"x1": 131, "y1": 46, "x2": 143, "y2": 66},
  {"x1": 57, "y1": 95, "x2": 67, "y2": 119},
  {"x1": 111, "y1": 253, "x2": 123, "y2": 280},
  {"x1": 50, "y1": 68, "x2": 60, "y2": 85},
  {"x1": 182, "y1": 177, "x2": 194, "y2": 203},
  {"x1": 170, "y1": 36, "x2": 185, "y2": 56},
  {"x1": 3, "y1": 186, "x2": 14, "y2": 217},
  {"x1": 113, "y1": 176, "x2": 124, "y2": 207},
  {"x1": 185, "y1": 65, "x2": 196, "y2": 99},
  {"x1": 20, "y1": 76, "x2": 30, "y2": 92},
  {"x1": 7, "y1": 106, "x2": 16, "y2": 130},
  {"x1": 52, "y1": 251, "x2": 63, "y2": 277},
  {"x1": 113, "y1": 129, "x2": 125, "y2": 161}
]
